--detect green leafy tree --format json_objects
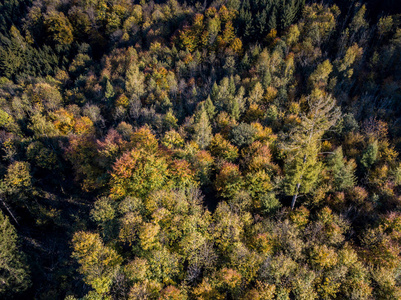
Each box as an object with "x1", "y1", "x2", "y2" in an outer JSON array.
[
  {"x1": 215, "y1": 163, "x2": 244, "y2": 199},
  {"x1": 72, "y1": 231, "x2": 122, "y2": 295},
  {"x1": 0, "y1": 212, "x2": 30, "y2": 296},
  {"x1": 205, "y1": 96, "x2": 216, "y2": 119},
  {"x1": 230, "y1": 123, "x2": 257, "y2": 147},
  {"x1": 212, "y1": 202, "x2": 244, "y2": 254},
  {"x1": 44, "y1": 11, "x2": 74, "y2": 46},
  {"x1": 26, "y1": 141, "x2": 58, "y2": 170},
  {"x1": 2, "y1": 161, "x2": 33, "y2": 205},
  {"x1": 110, "y1": 149, "x2": 169, "y2": 199},
  {"x1": 308, "y1": 59, "x2": 333, "y2": 89},
  {"x1": 209, "y1": 134, "x2": 239, "y2": 162}
]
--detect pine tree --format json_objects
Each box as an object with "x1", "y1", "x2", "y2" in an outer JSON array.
[
  {"x1": 360, "y1": 140, "x2": 378, "y2": 170},
  {"x1": 267, "y1": 8, "x2": 277, "y2": 32},
  {"x1": 104, "y1": 79, "x2": 115, "y2": 101},
  {"x1": 205, "y1": 96, "x2": 216, "y2": 119},
  {"x1": 125, "y1": 62, "x2": 145, "y2": 98},
  {"x1": 327, "y1": 147, "x2": 356, "y2": 191},
  {"x1": 281, "y1": 0, "x2": 298, "y2": 30},
  {"x1": 230, "y1": 123, "x2": 257, "y2": 147},
  {"x1": 194, "y1": 108, "x2": 213, "y2": 150}
]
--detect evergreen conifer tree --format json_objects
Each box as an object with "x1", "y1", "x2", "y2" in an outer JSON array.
[
  {"x1": 328, "y1": 147, "x2": 356, "y2": 191},
  {"x1": 194, "y1": 108, "x2": 213, "y2": 149}
]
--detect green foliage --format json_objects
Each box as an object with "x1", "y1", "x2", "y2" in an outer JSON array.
[
  {"x1": 2, "y1": 161, "x2": 33, "y2": 204},
  {"x1": 104, "y1": 80, "x2": 115, "y2": 101},
  {"x1": 327, "y1": 147, "x2": 356, "y2": 190},
  {"x1": 308, "y1": 59, "x2": 333, "y2": 89},
  {"x1": 110, "y1": 149, "x2": 169, "y2": 199},
  {"x1": 260, "y1": 192, "x2": 281, "y2": 215},
  {"x1": 281, "y1": 90, "x2": 340, "y2": 206},
  {"x1": 0, "y1": 212, "x2": 30, "y2": 296},
  {"x1": 212, "y1": 201, "x2": 244, "y2": 253},
  {"x1": 360, "y1": 140, "x2": 379, "y2": 170},
  {"x1": 44, "y1": 12, "x2": 74, "y2": 46},
  {"x1": 230, "y1": 123, "x2": 257, "y2": 147},
  {"x1": 72, "y1": 231, "x2": 122, "y2": 295},
  {"x1": 193, "y1": 108, "x2": 212, "y2": 149},
  {"x1": 283, "y1": 149, "x2": 322, "y2": 196},
  {"x1": 0, "y1": 27, "x2": 58, "y2": 78},
  {"x1": 237, "y1": 0, "x2": 305, "y2": 41},
  {"x1": 0, "y1": 0, "x2": 29, "y2": 35},
  {"x1": 215, "y1": 163, "x2": 244, "y2": 199},
  {"x1": 125, "y1": 62, "x2": 145, "y2": 98},
  {"x1": 0, "y1": 108, "x2": 20, "y2": 134},
  {"x1": 210, "y1": 134, "x2": 239, "y2": 162},
  {"x1": 26, "y1": 141, "x2": 58, "y2": 170},
  {"x1": 90, "y1": 197, "x2": 116, "y2": 237}
]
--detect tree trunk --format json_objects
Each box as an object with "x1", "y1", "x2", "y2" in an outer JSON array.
[
  {"x1": 291, "y1": 183, "x2": 301, "y2": 210},
  {"x1": 0, "y1": 198, "x2": 19, "y2": 226},
  {"x1": 291, "y1": 154, "x2": 307, "y2": 210}
]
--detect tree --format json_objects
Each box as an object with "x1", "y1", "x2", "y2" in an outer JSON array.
[
  {"x1": 1, "y1": 161, "x2": 33, "y2": 206},
  {"x1": 125, "y1": 62, "x2": 145, "y2": 98},
  {"x1": 282, "y1": 89, "x2": 341, "y2": 209},
  {"x1": 44, "y1": 11, "x2": 74, "y2": 46},
  {"x1": 0, "y1": 211, "x2": 30, "y2": 296},
  {"x1": 327, "y1": 147, "x2": 356, "y2": 191},
  {"x1": 281, "y1": 0, "x2": 299, "y2": 30},
  {"x1": 348, "y1": 4, "x2": 368, "y2": 43},
  {"x1": 147, "y1": 246, "x2": 180, "y2": 284},
  {"x1": 72, "y1": 231, "x2": 122, "y2": 295},
  {"x1": 215, "y1": 163, "x2": 244, "y2": 199},
  {"x1": 212, "y1": 202, "x2": 244, "y2": 254},
  {"x1": 205, "y1": 96, "x2": 216, "y2": 119},
  {"x1": 246, "y1": 169, "x2": 272, "y2": 200},
  {"x1": 193, "y1": 108, "x2": 213, "y2": 150},
  {"x1": 0, "y1": 108, "x2": 19, "y2": 135},
  {"x1": 110, "y1": 149, "x2": 169, "y2": 199},
  {"x1": 162, "y1": 130, "x2": 185, "y2": 150},
  {"x1": 26, "y1": 141, "x2": 58, "y2": 170},
  {"x1": 90, "y1": 197, "x2": 116, "y2": 239},
  {"x1": 377, "y1": 16, "x2": 393, "y2": 39},
  {"x1": 230, "y1": 123, "x2": 257, "y2": 147},
  {"x1": 360, "y1": 140, "x2": 378, "y2": 170},
  {"x1": 308, "y1": 60, "x2": 333, "y2": 89},
  {"x1": 336, "y1": 43, "x2": 363, "y2": 80},
  {"x1": 104, "y1": 79, "x2": 115, "y2": 101},
  {"x1": 283, "y1": 144, "x2": 322, "y2": 209},
  {"x1": 236, "y1": 0, "x2": 304, "y2": 41},
  {"x1": 209, "y1": 134, "x2": 239, "y2": 162}
]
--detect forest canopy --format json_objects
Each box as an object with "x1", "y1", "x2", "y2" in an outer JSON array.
[{"x1": 1, "y1": 0, "x2": 401, "y2": 299}]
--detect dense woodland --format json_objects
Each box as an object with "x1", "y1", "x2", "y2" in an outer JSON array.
[{"x1": 1, "y1": 0, "x2": 401, "y2": 299}]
